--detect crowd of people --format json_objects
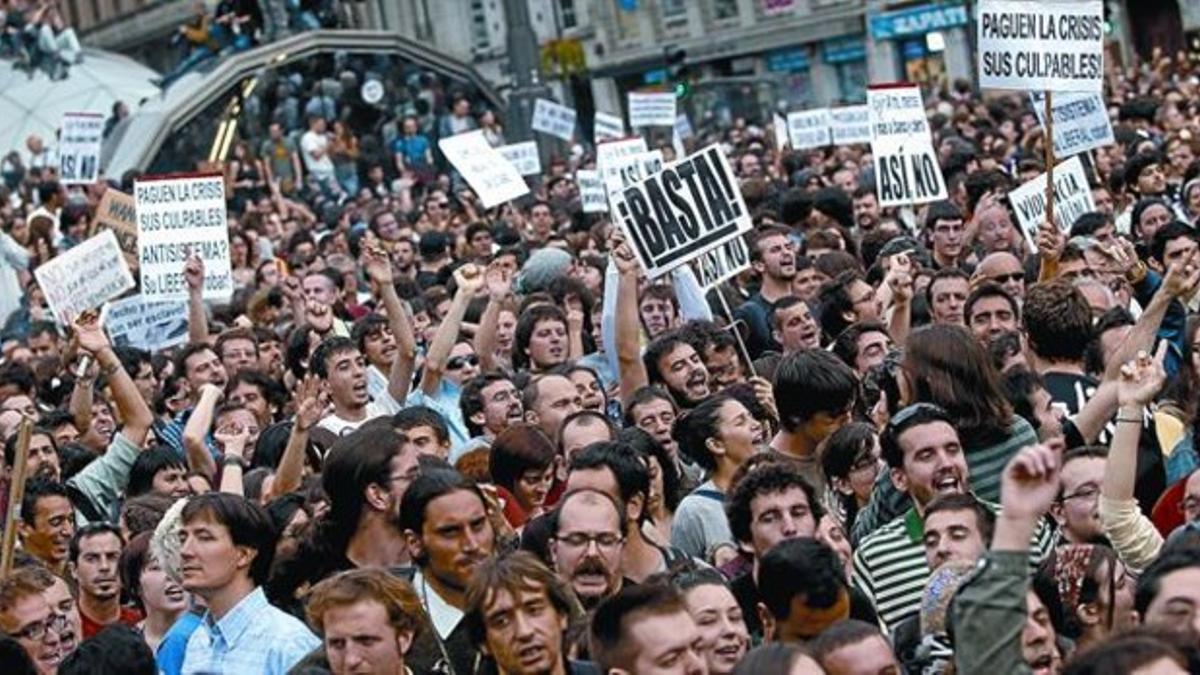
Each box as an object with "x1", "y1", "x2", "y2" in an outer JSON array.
[
  {"x1": 4, "y1": 35, "x2": 1200, "y2": 675},
  {"x1": 0, "y1": 0, "x2": 82, "y2": 80}
]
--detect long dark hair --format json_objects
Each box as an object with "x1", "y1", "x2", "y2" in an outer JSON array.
[{"x1": 903, "y1": 324, "x2": 1012, "y2": 447}]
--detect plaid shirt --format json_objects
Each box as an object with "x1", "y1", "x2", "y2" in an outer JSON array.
[{"x1": 182, "y1": 587, "x2": 318, "y2": 675}]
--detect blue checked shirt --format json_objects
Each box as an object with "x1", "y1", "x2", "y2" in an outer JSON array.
[{"x1": 182, "y1": 587, "x2": 319, "y2": 675}]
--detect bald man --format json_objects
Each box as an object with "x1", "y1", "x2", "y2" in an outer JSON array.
[{"x1": 974, "y1": 252, "x2": 1026, "y2": 302}]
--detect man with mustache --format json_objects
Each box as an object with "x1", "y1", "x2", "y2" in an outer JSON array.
[
  {"x1": 466, "y1": 551, "x2": 596, "y2": 675},
  {"x1": 401, "y1": 468, "x2": 497, "y2": 675},
  {"x1": 549, "y1": 488, "x2": 628, "y2": 609},
  {"x1": 70, "y1": 523, "x2": 141, "y2": 638},
  {"x1": 851, "y1": 404, "x2": 1053, "y2": 633}
]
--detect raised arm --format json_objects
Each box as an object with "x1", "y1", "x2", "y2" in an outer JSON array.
[
  {"x1": 883, "y1": 253, "x2": 914, "y2": 346},
  {"x1": 363, "y1": 245, "x2": 416, "y2": 402},
  {"x1": 613, "y1": 234, "x2": 649, "y2": 406},
  {"x1": 267, "y1": 375, "x2": 326, "y2": 500},
  {"x1": 182, "y1": 384, "x2": 222, "y2": 479},
  {"x1": 215, "y1": 423, "x2": 250, "y2": 496},
  {"x1": 74, "y1": 311, "x2": 152, "y2": 446},
  {"x1": 184, "y1": 254, "x2": 210, "y2": 345},
  {"x1": 419, "y1": 264, "x2": 484, "y2": 396},
  {"x1": 474, "y1": 263, "x2": 511, "y2": 373}
]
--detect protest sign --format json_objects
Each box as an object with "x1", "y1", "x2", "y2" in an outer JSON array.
[
  {"x1": 773, "y1": 113, "x2": 789, "y2": 150},
  {"x1": 787, "y1": 109, "x2": 831, "y2": 150},
  {"x1": 868, "y1": 84, "x2": 947, "y2": 207},
  {"x1": 135, "y1": 173, "x2": 233, "y2": 302},
  {"x1": 1030, "y1": 91, "x2": 1113, "y2": 157},
  {"x1": 438, "y1": 130, "x2": 530, "y2": 208},
  {"x1": 977, "y1": 0, "x2": 1104, "y2": 92},
  {"x1": 91, "y1": 189, "x2": 138, "y2": 268},
  {"x1": 610, "y1": 144, "x2": 752, "y2": 279},
  {"x1": 594, "y1": 112, "x2": 626, "y2": 141},
  {"x1": 532, "y1": 98, "x2": 577, "y2": 141},
  {"x1": 498, "y1": 141, "x2": 543, "y2": 176},
  {"x1": 34, "y1": 229, "x2": 134, "y2": 324},
  {"x1": 674, "y1": 114, "x2": 694, "y2": 141},
  {"x1": 576, "y1": 170, "x2": 608, "y2": 213},
  {"x1": 597, "y1": 137, "x2": 648, "y2": 172},
  {"x1": 829, "y1": 105, "x2": 872, "y2": 145},
  {"x1": 628, "y1": 92, "x2": 677, "y2": 128},
  {"x1": 104, "y1": 294, "x2": 189, "y2": 352},
  {"x1": 603, "y1": 151, "x2": 664, "y2": 196},
  {"x1": 692, "y1": 236, "x2": 751, "y2": 289},
  {"x1": 1008, "y1": 155, "x2": 1095, "y2": 250},
  {"x1": 59, "y1": 112, "x2": 103, "y2": 185}
]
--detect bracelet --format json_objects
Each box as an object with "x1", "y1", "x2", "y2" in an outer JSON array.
[
  {"x1": 222, "y1": 455, "x2": 247, "y2": 469},
  {"x1": 1115, "y1": 416, "x2": 1142, "y2": 424}
]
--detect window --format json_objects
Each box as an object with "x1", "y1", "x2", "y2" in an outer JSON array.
[
  {"x1": 661, "y1": 0, "x2": 686, "y2": 18},
  {"x1": 471, "y1": 0, "x2": 490, "y2": 51},
  {"x1": 560, "y1": 0, "x2": 578, "y2": 29},
  {"x1": 713, "y1": 0, "x2": 738, "y2": 20}
]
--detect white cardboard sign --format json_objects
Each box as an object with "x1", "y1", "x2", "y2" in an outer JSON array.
[
  {"x1": 576, "y1": 170, "x2": 608, "y2": 213},
  {"x1": 692, "y1": 235, "x2": 752, "y2": 290},
  {"x1": 104, "y1": 294, "x2": 189, "y2": 352},
  {"x1": 628, "y1": 92, "x2": 677, "y2": 128},
  {"x1": 594, "y1": 112, "x2": 626, "y2": 142},
  {"x1": 787, "y1": 109, "x2": 832, "y2": 150},
  {"x1": 1008, "y1": 154, "x2": 1095, "y2": 251},
  {"x1": 1030, "y1": 91, "x2": 1113, "y2": 158},
  {"x1": 977, "y1": 0, "x2": 1104, "y2": 92},
  {"x1": 59, "y1": 112, "x2": 104, "y2": 185},
  {"x1": 135, "y1": 173, "x2": 233, "y2": 302},
  {"x1": 610, "y1": 144, "x2": 752, "y2": 279},
  {"x1": 868, "y1": 85, "x2": 947, "y2": 208},
  {"x1": 829, "y1": 105, "x2": 872, "y2": 145},
  {"x1": 438, "y1": 130, "x2": 531, "y2": 209},
  {"x1": 773, "y1": 113, "x2": 789, "y2": 150},
  {"x1": 34, "y1": 229, "x2": 133, "y2": 324},
  {"x1": 497, "y1": 141, "x2": 543, "y2": 176},
  {"x1": 603, "y1": 151, "x2": 664, "y2": 197},
  {"x1": 532, "y1": 98, "x2": 577, "y2": 142}
]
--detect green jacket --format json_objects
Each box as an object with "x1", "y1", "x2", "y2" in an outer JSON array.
[{"x1": 951, "y1": 550, "x2": 1030, "y2": 675}]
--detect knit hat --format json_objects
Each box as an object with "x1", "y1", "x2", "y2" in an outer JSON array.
[{"x1": 516, "y1": 247, "x2": 573, "y2": 294}]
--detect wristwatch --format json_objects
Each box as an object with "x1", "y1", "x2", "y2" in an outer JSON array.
[{"x1": 222, "y1": 455, "x2": 247, "y2": 470}]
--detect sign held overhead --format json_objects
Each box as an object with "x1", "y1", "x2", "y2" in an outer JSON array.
[
  {"x1": 59, "y1": 112, "x2": 103, "y2": 186},
  {"x1": 787, "y1": 109, "x2": 832, "y2": 150},
  {"x1": 532, "y1": 99, "x2": 577, "y2": 141},
  {"x1": 34, "y1": 229, "x2": 134, "y2": 324},
  {"x1": 439, "y1": 130, "x2": 530, "y2": 209},
  {"x1": 977, "y1": 0, "x2": 1104, "y2": 92},
  {"x1": 1030, "y1": 91, "x2": 1113, "y2": 158},
  {"x1": 135, "y1": 173, "x2": 233, "y2": 302},
  {"x1": 868, "y1": 84, "x2": 947, "y2": 208},
  {"x1": 611, "y1": 144, "x2": 752, "y2": 279},
  {"x1": 628, "y1": 92, "x2": 677, "y2": 128},
  {"x1": 1008, "y1": 154, "x2": 1095, "y2": 250}
]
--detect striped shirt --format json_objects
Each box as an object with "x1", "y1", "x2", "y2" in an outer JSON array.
[{"x1": 851, "y1": 500, "x2": 1053, "y2": 634}]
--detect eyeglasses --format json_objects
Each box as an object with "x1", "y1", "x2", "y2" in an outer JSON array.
[
  {"x1": 555, "y1": 532, "x2": 624, "y2": 552},
  {"x1": 1061, "y1": 484, "x2": 1101, "y2": 502},
  {"x1": 447, "y1": 354, "x2": 480, "y2": 371},
  {"x1": 990, "y1": 272, "x2": 1024, "y2": 285},
  {"x1": 10, "y1": 612, "x2": 67, "y2": 643},
  {"x1": 1179, "y1": 497, "x2": 1200, "y2": 516}
]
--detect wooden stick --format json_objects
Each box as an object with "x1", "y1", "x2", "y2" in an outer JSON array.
[
  {"x1": 1043, "y1": 90, "x2": 1055, "y2": 229},
  {"x1": 0, "y1": 417, "x2": 34, "y2": 577},
  {"x1": 715, "y1": 284, "x2": 757, "y2": 379}
]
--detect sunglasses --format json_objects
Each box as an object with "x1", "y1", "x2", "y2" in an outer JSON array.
[
  {"x1": 885, "y1": 402, "x2": 950, "y2": 436},
  {"x1": 990, "y1": 272, "x2": 1024, "y2": 284},
  {"x1": 446, "y1": 354, "x2": 480, "y2": 370}
]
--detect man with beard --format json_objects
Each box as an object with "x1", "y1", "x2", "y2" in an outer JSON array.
[
  {"x1": 549, "y1": 488, "x2": 628, "y2": 609},
  {"x1": 852, "y1": 187, "x2": 881, "y2": 232},
  {"x1": 460, "y1": 373, "x2": 524, "y2": 450},
  {"x1": 641, "y1": 331, "x2": 711, "y2": 411},
  {"x1": 69, "y1": 524, "x2": 140, "y2": 637},
  {"x1": 465, "y1": 551, "x2": 596, "y2": 675},
  {"x1": 851, "y1": 404, "x2": 1053, "y2": 633},
  {"x1": 972, "y1": 201, "x2": 1022, "y2": 257},
  {"x1": 401, "y1": 469, "x2": 497, "y2": 675},
  {"x1": 735, "y1": 226, "x2": 798, "y2": 358},
  {"x1": 769, "y1": 350, "x2": 857, "y2": 500},
  {"x1": 267, "y1": 421, "x2": 416, "y2": 611}
]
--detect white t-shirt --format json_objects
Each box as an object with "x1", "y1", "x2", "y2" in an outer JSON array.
[
  {"x1": 300, "y1": 130, "x2": 335, "y2": 180},
  {"x1": 316, "y1": 391, "x2": 400, "y2": 436}
]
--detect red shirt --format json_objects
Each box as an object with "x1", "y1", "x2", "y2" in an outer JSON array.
[{"x1": 81, "y1": 606, "x2": 144, "y2": 639}]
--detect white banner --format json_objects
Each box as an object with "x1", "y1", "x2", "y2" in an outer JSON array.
[
  {"x1": 532, "y1": 98, "x2": 577, "y2": 142},
  {"x1": 603, "y1": 151, "x2": 664, "y2": 196},
  {"x1": 135, "y1": 173, "x2": 233, "y2": 302},
  {"x1": 1008, "y1": 155, "x2": 1095, "y2": 250},
  {"x1": 597, "y1": 137, "x2": 648, "y2": 172},
  {"x1": 692, "y1": 236, "x2": 751, "y2": 289},
  {"x1": 104, "y1": 294, "x2": 188, "y2": 352},
  {"x1": 868, "y1": 85, "x2": 947, "y2": 208},
  {"x1": 628, "y1": 92, "x2": 677, "y2": 128},
  {"x1": 787, "y1": 109, "x2": 831, "y2": 150},
  {"x1": 829, "y1": 105, "x2": 872, "y2": 145},
  {"x1": 59, "y1": 112, "x2": 103, "y2": 186},
  {"x1": 497, "y1": 141, "x2": 542, "y2": 176},
  {"x1": 1030, "y1": 91, "x2": 1113, "y2": 158},
  {"x1": 576, "y1": 170, "x2": 608, "y2": 213},
  {"x1": 438, "y1": 130, "x2": 530, "y2": 209},
  {"x1": 773, "y1": 113, "x2": 789, "y2": 150},
  {"x1": 977, "y1": 0, "x2": 1104, "y2": 92},
  {"x1": 610, "y1": 144, "x2": 752, "y2": 279},
  {"x1": 594, "y1": 112, "x2": 626, "y2": 142},
  {"x1": 34, "y1": 229, "x2": 133, "y2": 324}
]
